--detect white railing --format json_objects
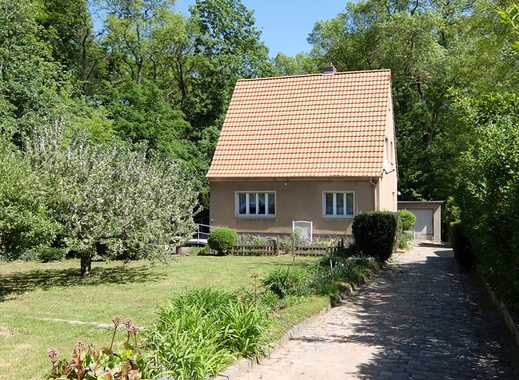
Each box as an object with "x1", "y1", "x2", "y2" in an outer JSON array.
[{"x1": 192, "y1": 223, "x2": 211, "y2": 242}]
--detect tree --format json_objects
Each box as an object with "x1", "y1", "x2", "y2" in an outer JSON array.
[
  {"x1": 101, "y1": 79, "x2": 192, "y2": 155},
  {"x1": 37, "y1": 0, "x2": 104, "y2": 90},
  {"x1": 187, "y1": 0, "x2": 272, "y2": 134},
  {"x1": 272, "y1": 53, "x2": 318, "y2": 76},
  {"x1": 499, "y1": 1, "x2": 519, "y2": 50},
  {"x1": 25, "y1": 120, "x2": 198, "y2": 276},
  {"x1": 454, "y1": 92, "x2": 519, "y2": 311},
  {"x1": 0, "y1": 136, "x2": 59, "y2": 259},
  {"x1": 0, "y1": 0, "x2": 67, "y2": 134}
]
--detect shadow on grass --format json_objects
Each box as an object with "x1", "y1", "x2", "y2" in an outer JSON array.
[{"x1": 0, "y1": 264, "x2": 166, "y2": 302}]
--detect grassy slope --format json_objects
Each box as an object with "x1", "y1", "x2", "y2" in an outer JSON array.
[{"x1": 0, "y1": 255, "x2": 327, "y2": 379}]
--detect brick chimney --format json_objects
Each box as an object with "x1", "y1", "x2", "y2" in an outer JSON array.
[{"x1": 322, "y1": 63, "x2": 337, "y2": 75}]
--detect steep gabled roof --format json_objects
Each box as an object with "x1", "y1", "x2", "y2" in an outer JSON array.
[{"x1": 207, "y1": 69, "x2": 392, "y2": 179}]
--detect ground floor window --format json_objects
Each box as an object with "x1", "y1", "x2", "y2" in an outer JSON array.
[
  {"x1": 236, "y1": 192, "x2": 275, "y2": 217},
  {"x1": 323, "y1": 191, "x2": 354, "y2": 218}
]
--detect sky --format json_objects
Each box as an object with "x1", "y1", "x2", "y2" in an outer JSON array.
[{"x1": 173, "y1": 0, "x2": 346, "y2": 56}]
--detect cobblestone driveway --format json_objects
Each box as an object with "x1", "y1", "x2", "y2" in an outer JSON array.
[{"x1": 242, "y1": 245, "x2": 519, "y2": 380}]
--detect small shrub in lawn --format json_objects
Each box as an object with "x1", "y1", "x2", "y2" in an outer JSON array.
[
  {"x1": 145, "y1": 288, "x2": 270, "y2": 380},
  {"x1": 352, "y1": 212, "x2": 399, "y2": 262},
  {"x1": 262, "y1": 267, "x2": 313, "y2": 298},
  {"x1": 450, "y1": 222, "x2": 474, "y2": 268},
  {"x1": 208, "y1": 228, "x2": 238, "y2": 255}
]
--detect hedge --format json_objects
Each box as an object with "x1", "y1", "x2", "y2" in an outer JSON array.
[{"x1": 352, "y1": 212, "x2": 399, "y2": 262}]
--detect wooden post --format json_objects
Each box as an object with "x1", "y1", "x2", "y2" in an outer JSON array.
[{"x1": 273, "y1": 239, "x2": 279, "y2": 255}]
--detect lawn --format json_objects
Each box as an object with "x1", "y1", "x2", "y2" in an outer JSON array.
[{"x1": 0, "y1": 255, "x2": 327, "y2": 379}]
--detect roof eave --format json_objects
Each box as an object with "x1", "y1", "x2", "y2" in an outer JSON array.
[{"x1": 207, "y1": 175, "x2": 381, "y2": 182}]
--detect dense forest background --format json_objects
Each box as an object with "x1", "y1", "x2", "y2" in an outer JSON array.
[{"x1": 1, "y1": 0, "x2": 518, "y2": 222}]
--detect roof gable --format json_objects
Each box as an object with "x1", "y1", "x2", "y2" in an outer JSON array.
[{"x1": 207, "y1": 69, "x2": 392, "y2": 179}]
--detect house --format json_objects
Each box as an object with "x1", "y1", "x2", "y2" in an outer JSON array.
[{"x1": 207, "y1": 67, "x2": 397, "y2": 238}]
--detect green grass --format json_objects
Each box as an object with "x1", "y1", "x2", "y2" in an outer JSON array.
[{"x1": 0, "y1": 255, "x2": 326, "y2": 379}]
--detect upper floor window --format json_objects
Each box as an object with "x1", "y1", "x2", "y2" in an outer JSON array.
[
  {"x1": 236, "y1": 192, "x2": 275, "y2": 217},
  {"x1": 323, "y1": 192, "x2": 354, "y2": 218}
]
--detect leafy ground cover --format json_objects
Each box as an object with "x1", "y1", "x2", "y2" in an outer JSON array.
[{"x1": 0, "y1": 255, "x2": 327, "y2": 379}]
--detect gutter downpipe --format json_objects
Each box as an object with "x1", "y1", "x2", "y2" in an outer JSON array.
[{"x1": 369, "y1": 177, "x2": 379, "y2": 211}]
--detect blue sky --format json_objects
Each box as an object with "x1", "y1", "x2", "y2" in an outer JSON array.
[{"x1": 173, "y1": 1, "x2": 345, "y2": 56}]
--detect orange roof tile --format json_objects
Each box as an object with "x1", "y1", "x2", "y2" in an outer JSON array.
[{"x1": 207, "y1": 69, "x2": 392, "y2": 179}]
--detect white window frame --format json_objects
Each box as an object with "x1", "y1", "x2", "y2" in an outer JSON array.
[
  {"x1": 235, "y1": 191, "x2": 276, "y2": 218},
  {"x1": 322, "y1": 191, "x2": 355, "y2": 219}
]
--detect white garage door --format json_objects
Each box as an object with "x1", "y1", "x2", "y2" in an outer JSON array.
[{"x1": 411, "y1": 209, "x2": 433, "y2": 241}]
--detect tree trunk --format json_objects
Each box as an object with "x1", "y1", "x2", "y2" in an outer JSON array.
[{"x1": 80, "y1": 254, "x2": 92, "y2": 277}]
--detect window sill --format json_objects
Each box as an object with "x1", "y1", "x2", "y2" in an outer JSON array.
[
  {"x1": 323, "y1": 215, "x2": 354, "y2": 220},
  {"x1": 236, "y1": 215, "x2": 276, "y2": 219}
]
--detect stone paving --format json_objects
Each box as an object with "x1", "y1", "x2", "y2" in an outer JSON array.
[{"x1": 242, "y1": 245, "x2": 519, "y2": 380}]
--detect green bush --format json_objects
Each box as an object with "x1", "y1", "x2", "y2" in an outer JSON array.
[
  {"x1": 397, "y1": 210, "x2": 416, "y2": 250},
  {"x1": 398, "y1": 210, "x2": 416, "y2": 231},
  {"x1": 315, "y1": 255, "x2": 380, "y2": 293},
  {"x1": 38, "y1": 247, "x2": 66, "y2": 262},
  {"x1": 208, "y1": 228, "x2": 237, "y2": 255},
  {"x1": 145, "y1": 288, "x2": 270, "y2": 380},
  {"x1": 352, "y1": 212, "x2": 399, "y2": 262},
  {"x1": 454, "y1": 93, "x2": 519, "y2": 312},
  {"x1": 262, "y1": 268, "x2": 312, "y2": 298},
  {"x1": 450, "y1": 222, "x2": 474, "y2": 268},
  {"x1": 398, "y1": 230, "x2": 414, "y2": 250},
  {"x1": 0, "y1": 138, "x2": 59, "y2": 260}
]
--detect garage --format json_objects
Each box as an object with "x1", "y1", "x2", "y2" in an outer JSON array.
[{"x1": 397, "y1": 201, "x2": 443, "y2": 242}]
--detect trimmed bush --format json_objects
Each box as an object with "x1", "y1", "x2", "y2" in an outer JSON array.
[
  {"x1": 352, "y1": 212, "x2": 399, "y2": 262},
  {"x1": 208, "y1": 228, "x2": 237, "y2": 255},
  {"x1": 450, "y1": 222, "x2": 474, "y2": 268}
]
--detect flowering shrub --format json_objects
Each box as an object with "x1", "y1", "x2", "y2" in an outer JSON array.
[
  {"x1": 24, "y1": 120, "x2": 198, "y2": 275},
  {"x1": 48, "y1": 318, "x2": 148, "y2": 380}
]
